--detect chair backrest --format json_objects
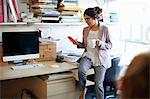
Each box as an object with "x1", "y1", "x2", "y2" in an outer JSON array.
[{"x1": 104, "y1": 57, "x2": 121, "y2": 85}]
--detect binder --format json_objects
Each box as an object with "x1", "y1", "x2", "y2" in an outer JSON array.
[
  {"x1": 7, "y1": 0, "x2": 17, "y2": 22},
  {"x1": 3, "y1": 0, "x2": 8, "y2": 22},
  {"x1": 0, "y1": 0, "x2": 3, "y2": 22},
  {"x1": 12, "y1": 0, "x2": 21, "y2": 21}
]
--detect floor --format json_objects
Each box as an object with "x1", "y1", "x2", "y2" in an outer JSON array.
[{"x1": 47, "y1": 81, "x2": 119, "y2": 99}]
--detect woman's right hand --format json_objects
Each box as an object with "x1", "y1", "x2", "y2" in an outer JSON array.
[{"x1": 74, "y1": 39, "x2": 78, "y2": 45}]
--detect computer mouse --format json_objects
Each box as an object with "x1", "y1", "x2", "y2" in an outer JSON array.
[{"x1": 50, "y1": 64, "x2": 60, "y2": 68}]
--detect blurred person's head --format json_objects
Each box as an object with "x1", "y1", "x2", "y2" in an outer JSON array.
[{"x1": 120, "y1": 52, "x2": 150, "y2": 99}]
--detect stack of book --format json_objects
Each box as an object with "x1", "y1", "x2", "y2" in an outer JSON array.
[
  {"x1": 63, "y1": 0, "x2": 78, "y2": 8},
  {"x1": 61, "y1": 15, "x2": 80, "y2": 23},
  {"x1": 29, "y1": 0, "x2": 61, "y2": 23},
  {"x1": 1, "y1": 0, "x2": 21, "y2": 23},
  {"x1": 61, "y1": 0, "x2": 81, "y2": 16},
  {"x1": 60, "y1": 0, "x2": 83, "y2": 23},
  {"x1": 41, "y1": 11, "x2": 61, "y2": 23},
  {"x1": 29, "y1": 0, "x2": 57, "y2": 16}
]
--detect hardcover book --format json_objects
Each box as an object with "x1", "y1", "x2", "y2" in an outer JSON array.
[
  {"x1": 12, "y1": 0, "x2": 21, "y2": 21},
  {"x1": 7, "y1": 0, "x2": 17, "y2": 22},
  {"x1": 3, "y1": 0, "x2": 8, "y2": 22}
]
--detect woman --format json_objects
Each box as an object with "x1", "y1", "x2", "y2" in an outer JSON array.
[
  {"x1": 117, "y1": 52, "x2": 150, "y2": 99},
  {"x1": 74, "y1": 7, "x2": 112, "y2": 99}
]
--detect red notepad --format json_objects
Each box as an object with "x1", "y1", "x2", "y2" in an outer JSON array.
[{"x1": 68, "y1": 36, "x2": 77, "y2": 44}]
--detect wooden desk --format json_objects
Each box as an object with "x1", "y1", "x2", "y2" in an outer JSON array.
[
  {"x1": 0, "y1": 61, "x2": 78, "y2": 80},
  {"x1": 0, "y1": 61, "x2": 78, "y2": 98}
]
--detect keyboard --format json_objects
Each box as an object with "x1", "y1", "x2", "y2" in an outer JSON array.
[{"x1": 11, "y1": 63, "x2": 44, "y2": 70}]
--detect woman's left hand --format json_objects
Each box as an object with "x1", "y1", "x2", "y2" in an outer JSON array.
[{"x1": 96, "y1": 39, "x2": 102, "y2": 46}]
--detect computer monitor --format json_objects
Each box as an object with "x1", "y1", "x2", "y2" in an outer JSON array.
[{"x1": 2, "y1": 31, "x2": 40, "y2": 63}]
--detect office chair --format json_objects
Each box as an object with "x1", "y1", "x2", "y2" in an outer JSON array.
[
  {"x1": 85, "y1": 57, "x2": 121, "y2": 99},
  {"x1": 103, "y1": 57, "x2": 121, "y2": 98}
]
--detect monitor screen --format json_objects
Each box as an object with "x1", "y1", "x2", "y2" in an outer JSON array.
[{"x1": 2, "y1": 31, "x2": 40, "y2": 62}]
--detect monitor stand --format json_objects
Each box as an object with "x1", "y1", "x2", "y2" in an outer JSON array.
[{"x1": 11, "y1": 60, "x2": 28, "y2": 66}]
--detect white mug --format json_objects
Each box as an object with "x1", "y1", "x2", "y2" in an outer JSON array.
[{"x1": 88, "y1": 39, "x2": 96, "y2": 48}]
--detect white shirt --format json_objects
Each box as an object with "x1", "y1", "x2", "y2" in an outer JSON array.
[{"x1": 83, "y1": 30, "x2": 101, "y2": 66}]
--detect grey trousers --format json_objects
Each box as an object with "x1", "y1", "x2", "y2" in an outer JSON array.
[{"x1": 78, "y1": 57, "x2": 106, "y2": 99}]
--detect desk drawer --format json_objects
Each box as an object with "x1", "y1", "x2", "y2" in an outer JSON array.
[{"x1": 47, "y1": 77, "x2": 75, "y2": 97}]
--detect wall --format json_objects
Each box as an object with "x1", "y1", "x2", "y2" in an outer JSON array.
[
  {"x1": 35, "y1": 23, "x2": 85, "y2": 53},
  {"x1": 104, "y1": 0, "x2": 150, "y2": 66},
  {"x1": 0, "y1": 23, "x2": 85, "y2": 54},
  {"x1": 0, "y1": 24, "x2": 37, "y2": 42},
  {"x1": 105, "y1": 0, "x2": 150, "y2": 42},
  {"x1": 46, "y1": 24, "x2": 85, "y2": 53}
]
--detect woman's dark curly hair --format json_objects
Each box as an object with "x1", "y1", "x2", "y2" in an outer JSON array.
[{"x1": 84, "y1": 6, "x2": 102, "y2": 19}]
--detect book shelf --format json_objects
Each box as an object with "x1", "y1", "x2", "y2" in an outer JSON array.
[
  {"x1": 0, "y1": 22, "x2": 27, "y2": 25},
  {"x1": 0, "y1": 22, "x2": 84, "y2": 26},
  {"x1": 0, "y1": 0, "x2": 83, "y2": 25},
  {"x1": 34, "y1": 22, "x2": 84, "y2": 26}
]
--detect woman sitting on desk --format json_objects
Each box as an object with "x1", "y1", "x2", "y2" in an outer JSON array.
[{"x1": 71, "y1": 7, "x2": 112, "y2": 99}]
